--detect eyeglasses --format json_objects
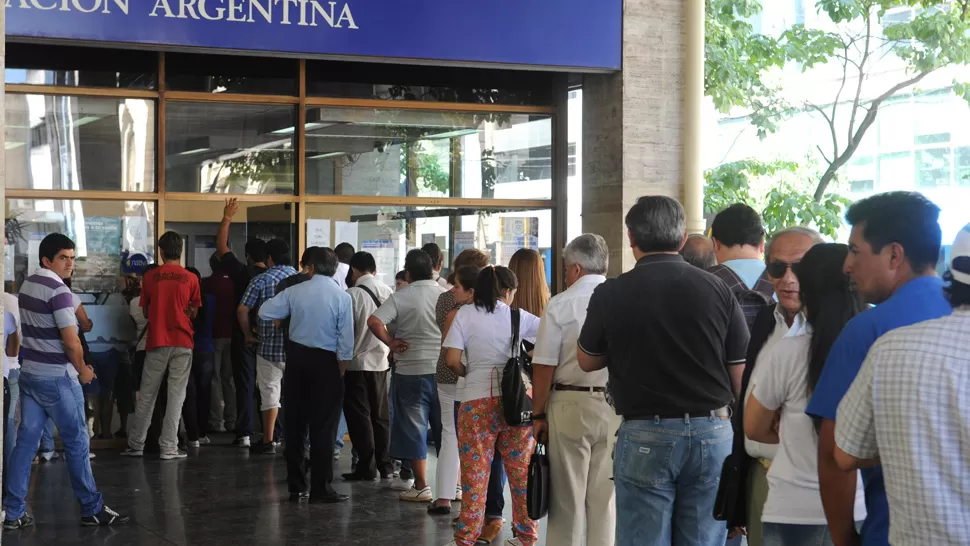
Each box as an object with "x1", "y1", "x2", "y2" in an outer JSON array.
[{"x1": 766, "y1": 260, "x2": 799, "y2": 278}]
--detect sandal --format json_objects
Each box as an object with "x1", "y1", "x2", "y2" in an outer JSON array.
[
  {"x1": 478, "y1": 518, "x2": 505, "y2": 543},
  {"x1": 427, "y1": 503, "x2": 452, "y2": 515}
]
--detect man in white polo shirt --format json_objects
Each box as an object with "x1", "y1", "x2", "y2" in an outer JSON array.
[
  {"x1": 368, "y1": 249, "x2": 446, "y2": 502},
  {"x1": 532, "y1": 234, "x2": 619, "y2": 546}
]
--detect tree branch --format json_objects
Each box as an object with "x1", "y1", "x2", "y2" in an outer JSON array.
[
  {"x1": 808, "y1": 102, "x2": 839, "y2": 167},
  {"x1": 847, "y1": 10, "x2": 873, "y2": 142}
]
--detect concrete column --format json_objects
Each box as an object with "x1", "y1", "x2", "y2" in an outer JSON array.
[{"x1": 582, "y1": 0, "x2": 705, "y2": 274}]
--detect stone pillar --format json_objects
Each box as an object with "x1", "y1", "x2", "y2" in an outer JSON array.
[
  {"x1": 582, "y1": 0, "x2": 705, "y2": 275},
  {"x1": 1, "y1": 0, "x2": 7, "y2": 505}
]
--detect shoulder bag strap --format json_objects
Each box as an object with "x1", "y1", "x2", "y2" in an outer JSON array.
[
  {"x1": 511, "y1": 307, "x2": 521, "y2": 360},
  {"x1": 357, "y1": 284, "x2": 383, "y2": 308}
]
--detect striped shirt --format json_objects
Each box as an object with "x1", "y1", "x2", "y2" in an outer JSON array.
[{"x1": 18, "y1": 268, "x2": 78, "y2": 377}]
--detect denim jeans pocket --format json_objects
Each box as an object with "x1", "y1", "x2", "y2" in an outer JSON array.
[
  {"x1": 21, "y1": 375, "x2": 63, "y2": 408},
  {"x1": 699, "y1": 423, "x2": 733, "y2": 483},
  {"x1": 616, "y1": 428, "x2": 677, "y2": 487}
]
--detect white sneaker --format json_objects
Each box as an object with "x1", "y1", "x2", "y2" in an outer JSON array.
[
  {"x1": 121, "y1": 448, "x2": 143, "y2": 458},
  {"x1": 38, "y1": 451, "x2": 59, "y2": 462},
  {"x1": 89, "y1": 452, "x2": 96, "y2": 460},
  {"x1": 198, "y1": 436, "x2": 211, "y2": 445},
  {"x1": 390, "y1": 478, "x2": 414, "y2": 491},
  {"x1": 160, "y1": 451, "x2": 187, "y2": 460},
  {"x1": 506, "y1": 539, "x2": 525, "y2": 546},
  {"x1": 454, "y1": 486, "x2": 462, "y2": 501},
  {"x1": 399, "y1": 486, "x2": 432, "y2": 502},
  {"x1": 235, "y1": 436, "x2": 251, "y2": 448},
  {"x1": 187, "y1": 441, "x2": 200, "y2": 448}
]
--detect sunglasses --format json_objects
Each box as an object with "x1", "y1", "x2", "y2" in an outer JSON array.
[{"x1": 766, "y1": 260, "x2": 799, "y2": 278}]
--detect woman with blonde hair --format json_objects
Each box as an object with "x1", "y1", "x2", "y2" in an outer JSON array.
[{"x1": 508, "y1": 248, "x2": 550, "y2": 317}]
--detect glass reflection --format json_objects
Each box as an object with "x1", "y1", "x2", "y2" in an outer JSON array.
[
  {"x1": 305, "y1": 108, "x2": 553, "y2": 199},
  {"x1": 5, "y1": 94, "x2": 155, "y2": 191},
  {"x1": 165, "y1": 102, "x2": 296, "y2": 194},
  {"x1": 305, "y1": 205, "x2": 553, "y2": 289}
]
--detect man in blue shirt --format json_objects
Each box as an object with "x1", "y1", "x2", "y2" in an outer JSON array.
[
  {"x1": 806, "y1": 191, "x2": 951, "y2": 546},
  {"x1": 259, "y1": 246, "x2": 354, "y2": 504}
]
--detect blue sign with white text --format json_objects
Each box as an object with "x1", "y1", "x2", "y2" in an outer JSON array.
[{"x1": 5, "y1": 0, "x2": 622, "y2": 70}]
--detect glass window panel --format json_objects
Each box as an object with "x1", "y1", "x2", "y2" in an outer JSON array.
[
  {"x1": 5, "y1": 94, "x2": 155, "y2": 191},
  {"x1": 5, "y1": 199, "x2": 156, "y2": 350},
  {"x1": 878, "y1": 101, "x2": 914, "y2": 152},
  {"x1": 166, "y1": 53, "x2": 298, "y2": 95},
  {"x1": 956, "y1": 147, "x2": 970, "y2": 187},
  {"x1": 306, "y1": 60, "x2": 552, "y2": 106},
  {"x1": 165, "y1": 102, "x2": 296, "y2": 194},
  {"x1": 915, "y1": 148, "x2": 951, "y2": 188},
  {"x1": 305, "y1": 204, "x2": 554, "y2": 289},
  {"x1": 878, "y1": 151, "x2": 914, "y2": 192},
  {"x1": 305, "y1": 108, "x2": 553, "y2": 199},
  {"x1": 5, "y1": 43, "x2": 157, "y2": 89},
  {"x1": 165, "y1": 200, "x2": 297, "y2": 272}
]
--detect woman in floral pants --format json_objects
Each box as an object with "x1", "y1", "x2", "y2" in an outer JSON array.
[{"x1": 443, "y1": 266, "x2": 541, "y2": 546}]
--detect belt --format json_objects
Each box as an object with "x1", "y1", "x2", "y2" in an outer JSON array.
[
  {"x1": 623, "y1": 405, "x2": 731, "y2": 421},
  {"x1": 553, "y1": 384, "x2": 606, "y2": 393}
]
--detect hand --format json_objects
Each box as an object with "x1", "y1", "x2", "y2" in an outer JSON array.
[
  {"x1": 389, "y1": 339, "x2": 408, "y2": 354},
  {"x1": 244, "y1": 334, "x2": 261, "y2": 346},
  {"x1": 728, "y1": 527, "x2": 746, "y2": 539},
  {"x1": 224, "y1": 197, "x2": 239, "y2": 220},
  {"x1": 80, "y1": 319, "x2": 94, "y2": 333},
  {"x1": 532, "y1": 418, "x2": 548, "y2": 444},
  {"x1": 78, "y1": 365, "x2": 96, "y2": 385}
]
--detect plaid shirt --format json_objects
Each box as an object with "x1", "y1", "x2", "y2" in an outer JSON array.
[
  {"x1": 836, "y1": 309, "x2": 970, "y2": 546},
  {"x1": 240, "y1": 265, "x2": 297, "y2": 363}
]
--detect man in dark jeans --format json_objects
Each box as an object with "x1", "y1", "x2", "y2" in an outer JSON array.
[{"x1": 215, "y1": 197, "x2": 267, "y2": 448}]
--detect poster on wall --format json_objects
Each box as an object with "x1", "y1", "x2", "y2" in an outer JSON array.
[
  {"x1": 76, "y1": 217, "x2": 122, "y2": 293},
  {"x1": 335, "y1": 221, "x2": 359, "y2": 247},
  {"x1": 453, "y1": 232, "x2": 476, "y2": 256},
  {"x1": 497, "y1": 217, "x2": 539, "y2": 266},
  {"x1": 307, "y1": 219, "x2": 332, "y2": 248},
  {"x1": 421, "y1": 233, "x2": 436, "y2": 246},
  {"x1": 362, "y1": 240, "x2": 396, "y2": 288},
  {"x1": 122, "y1": 216, "x2": 151, "y2": 256}
]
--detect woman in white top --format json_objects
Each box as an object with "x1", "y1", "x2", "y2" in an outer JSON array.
[
  {"x1": 443, "y1": 266, "x2": 541, "y2": 546},
  {"x1": 745, "y1": 244, "x2": 867, "y2": 546}
]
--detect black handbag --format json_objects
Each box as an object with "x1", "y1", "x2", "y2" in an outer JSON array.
[
  {"x1": 713, "y1": 403, "x2": 748, "y2": 527},
  {"x1": 527, "y1": 442, "x2": 550, "y2": 520},
  {"x1": 501, "y1": 308, "x2": 533, "y2": 426}
]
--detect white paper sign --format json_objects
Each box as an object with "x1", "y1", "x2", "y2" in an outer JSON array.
[
  {"x1": 195, "y1": 243, "x2": 215, "y2": 278},
  {"x1": 335, "y1": 221, "x2": 359, "y2": 248},
  {"x1": 421, "y1": 233, "x2": 436, "y2": 246},
  {"x1": 122, "y1": 216, "x2": 151, "y2": 255},
  {"x1": 453, "y1": 231, "x2": 476, "y2": 255},
  {"x1": 363, "y1": 240, "x2": 396, "y2": 287},
  {"x1": 307, "y1": 219, "x2": 332, "y2": 248},
  {"x1": 4, "y1": 245, "x2": 14, "y2": 282}
]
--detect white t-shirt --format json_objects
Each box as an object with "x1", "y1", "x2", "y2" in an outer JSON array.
[
  {"x1": 751, "y1": 327, "x2": 867, "y2": 525},
  {"x1": 443, "y1": 301, "x2": 540, "y2": 402},
  {"x1": 4, "y1": 293, "x2": 21, "y2": 377}
]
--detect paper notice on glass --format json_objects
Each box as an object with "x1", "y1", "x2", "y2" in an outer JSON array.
[
  {"x1": 421, "y1": 233, "x2": 436, "y2": 246},
  {"x1": 453, "y1": 231, "x2": 476, "y2": 256},
  {"x1": 122, "y1": 216, "x2": 151, "y2": 255},
  {"x1": 363, "y1": 240, "x2": 396, "y2": 287},
  {"x1": 307, "y1": 219, "x2": 332, "y2": 248},
  {"x1": 195, "y1": 243, "x2": 216, "y2": 278},
  {"x1": 5, "y1": 245, "x2": 14, "y2": 281},
  {"x1": 335, "y1": 221, "x2": 359, "y2": 247}
]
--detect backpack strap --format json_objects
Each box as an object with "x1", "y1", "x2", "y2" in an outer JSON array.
[{"x1": 357, "y1": 284, "x2": 383, "y2": 308}]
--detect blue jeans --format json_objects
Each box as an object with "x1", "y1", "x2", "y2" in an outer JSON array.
[
  {"x1": 389, "y1": 372, "x2": 440, "y2": 461},
  {"x1": 5, "y1": 369, "x2": 20, "y2": 467},
  {"x1": 763, "y1": 523, "x2": 834, "y2": 546},
  {"x1": 3, "y1": 371, "x2": 103, "y2": 519},
  {"x1": 614, "y1": 415, "x2": 733, "y2": 546},
  {"x1": 40, "y1": 419, "x2": 56, "y2": 453}
]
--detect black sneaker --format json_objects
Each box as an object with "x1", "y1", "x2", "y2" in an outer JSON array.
[
  {"x1": 3, "y1": 515, "x2": 35, "y2": 530},
  {"x1": 80, "y1": 506, "x2": 130, "y2": 527},
  {"x1": 250, "y1": 441, "x2": 276, "y2": 454},
  {"x1": 288, "y1": 491, "x2": 310, "y2": 502}
]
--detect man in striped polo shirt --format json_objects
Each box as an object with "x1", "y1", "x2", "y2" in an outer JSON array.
[{"x1": 2, "y1": 233, "x2": 129, "y2": 531}]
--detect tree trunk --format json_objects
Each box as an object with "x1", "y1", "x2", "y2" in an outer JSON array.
[{"x1": 814, "y1": 164, "x2": 839, "y2": 202}]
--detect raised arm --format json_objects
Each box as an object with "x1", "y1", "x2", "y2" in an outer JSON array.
[{"x1": 217, "y1": 198, "x2": 238, "y2": 258}]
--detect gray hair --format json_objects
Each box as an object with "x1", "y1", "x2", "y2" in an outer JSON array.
[
  {"x1": 564, "y1": 234, "x2": 609, "y2": 275},
  {"x1": 625, "y1": 196, "x2": 687, "y2": 253},
  {"x1": 765, "y1": 226, "x2": 824, "y2": 260}
]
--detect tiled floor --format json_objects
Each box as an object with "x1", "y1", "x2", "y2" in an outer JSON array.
[{"x1": 1, "y1": 434, "x2": 546, "y2": 546}]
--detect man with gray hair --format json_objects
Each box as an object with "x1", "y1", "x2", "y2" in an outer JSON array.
[
  {"x1": 532, "y1": 233, "x2": 618, "y2": 546},
  {"x1": 578, "y1": 196, "x2": 749, "y2": 546}
]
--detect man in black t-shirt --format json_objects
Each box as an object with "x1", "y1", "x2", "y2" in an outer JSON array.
[
  {"x1": 216, "y1": 198, "x2": 268, "y2": 448},
  {"x1": 578, "y1": 196, "x2": 749, "y2": 546}
]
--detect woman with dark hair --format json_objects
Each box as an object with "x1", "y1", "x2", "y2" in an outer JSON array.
[
  {"x1": 430, "y1": 249, "x2": 490, "y2": 516},
  {"x1": 744, "y1": 244, "x2": 868, "y2": 546},
  {"x1": 443, "y1": 266, "x2": 541, "y2": 546},
  {"x1": 181, "y1": 267, "x2": 216, "y2": 449}
]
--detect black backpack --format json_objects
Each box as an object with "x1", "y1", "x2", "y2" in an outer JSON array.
[{"x1": 501, "y1": 308, "x2": 533, "y2": 427}]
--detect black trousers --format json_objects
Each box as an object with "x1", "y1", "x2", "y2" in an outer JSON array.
[
  {"x1": 283, "y1": 342, "x2": 343, "y2": 496},
  {"x1": 343, "y1": 369, "x2": 391, "y2": 478},
  {"x1": 232, "y1": 336, "x2": 256, "y2": 439},
  {"x1": 181, "y1": 351, "x2": 215, "y2": 442}
]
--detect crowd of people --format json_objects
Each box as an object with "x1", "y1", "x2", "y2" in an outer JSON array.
[{"x1": 1, "y1": 191, "x2": 968, "y2": 546}]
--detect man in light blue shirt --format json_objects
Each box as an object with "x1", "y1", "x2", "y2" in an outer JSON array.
[{"x1": 258, "y1": 246, "x2": 354, "y2": 504}]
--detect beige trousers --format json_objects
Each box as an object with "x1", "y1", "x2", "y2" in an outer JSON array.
[
  {"x1": 746, "y1": 458, "x2": 770, "y2": 546},
  {"x1": 546, "y1": 389, "x2": 622, "y2": 546}
]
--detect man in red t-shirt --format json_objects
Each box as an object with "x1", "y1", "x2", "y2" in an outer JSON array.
[{"x1": 123, "y1": 231, "x2": 201, "y2": 461}]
